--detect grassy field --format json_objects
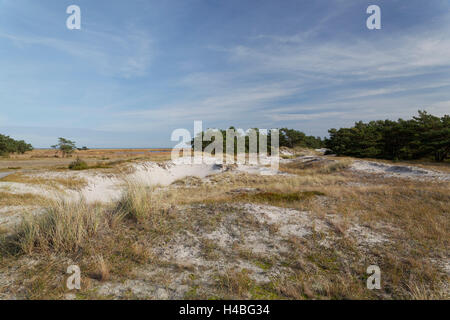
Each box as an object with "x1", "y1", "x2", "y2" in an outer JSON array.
[
  {"x1": 0, "y1": 148, "x2": 448, "y2": 300},
  {"x1": 0, "y1": 148, "x2": 173, "y2": 170}
]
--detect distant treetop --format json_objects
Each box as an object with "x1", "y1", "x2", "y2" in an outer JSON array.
[{"x1": 0, "y1": 134, "x2": 33, "y2": 156}]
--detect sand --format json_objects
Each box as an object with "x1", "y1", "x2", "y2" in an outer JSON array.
[{"x1": 351, "y1": 160, "x2": 450, "y2": 181}]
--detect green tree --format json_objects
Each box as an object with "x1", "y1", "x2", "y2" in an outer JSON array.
[
  {"x1": 325, "y1": 110, "x2": 449, "y2": 162},
  {"x1": 279, "y1": 128, "x2": 323, "y2": 149},
  {"x1": 0, "y1": 134, "x2": 33, "y2": 156},
  {"x1": 51, "y1": 137, "x2": 77, "y2": 158},
  {"x1": 411, "y1": 111, "x2": 450, "y2": 161}
]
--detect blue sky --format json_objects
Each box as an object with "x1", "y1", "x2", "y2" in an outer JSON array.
[{"x1": 1, "y1": 0, "x2": 450, "y2": 148}]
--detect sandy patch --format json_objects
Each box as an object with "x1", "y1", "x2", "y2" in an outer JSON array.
[
  {"x1": 0, "y1": 181, "x2": 56, "y2": 197},
  {"x1": 1, "y1": 158, "x2": 224, "y2": 204},
  {"x1": 0, "y1": 205, "x2": 44, "y2": 229},
  {"x1": 351, "y1": 160, "x2": 450, "y2": 181},
  {"x1": 129, "y1": 160, "x2": 222, "y2": 187}
]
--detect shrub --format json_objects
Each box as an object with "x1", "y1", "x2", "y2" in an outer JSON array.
[{"x1": 69, "y1": 158, "x2": 88, "y2": 170}]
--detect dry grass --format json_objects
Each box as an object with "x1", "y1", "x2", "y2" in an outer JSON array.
[
  {"x1": 91, "y1": 255, "x2": 110, "y2": 282},
  {"x1": 280, "y1": 158, "x2": 352, "y2": 175},
  {"x1": 0, "y1": 151, "x2": 449, "y2": 300},
  {"x1": 116, "y1": 180, "x2": 167, "y2": 223},
  {"x1": 0, "y1": 192, "x2": 47, "y2": 207},
  {"x1": 4, "y1": 148, "x2": 173, "y2": 160},
  {"x1": 234, "y1": 191, "x2": 325, "y2": 205},
  {"x1": 0, "y1": 172, "x2": 87, "y2": 190},
  {"x1": 10, "y1": 199, "x2": 105, "y2": 255},
  {"x1": 0, "y1": 148, "x2": 173, "y2": 170},
  {"x1": 216, "y1": 269, "x2": 254, "y2": 298}
]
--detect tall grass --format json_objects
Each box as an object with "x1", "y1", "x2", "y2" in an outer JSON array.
[
  {"x1": 7, "y1": 182, "x2": 164, "y2": 256},
  {"x1": 14, "y1": 199, "x2": 104, "y2": 254},
  {"x1": 117, "y1": 180, "x2": 163, "y2": 223}
]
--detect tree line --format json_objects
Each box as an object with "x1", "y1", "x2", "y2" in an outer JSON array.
[
  {"x1": 2, "y1": 111, "x2": 448, "y2": 162},
  {"x1": 0, "y1": 134, "x2": 33, "y2": 156},
  {"x1": 325, "y1": 111, "x2": 449, "y2": 162},
  {"x1": 191, "y1": 127, "x2": 324, "y2": 154}
]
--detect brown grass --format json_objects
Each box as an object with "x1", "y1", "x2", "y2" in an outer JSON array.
[
  {"x1": 10, "y1": 200, "x2": 105, "y2": 255},
  {"x1": 0, "y1": 172, "x2": 87, "y2": 190},
  {"x1": 0, "y1": 148, "x2": 173, "y2": 170},
  {"x1": 0, "y1": 151, "x2": 449, "y2": 300}
]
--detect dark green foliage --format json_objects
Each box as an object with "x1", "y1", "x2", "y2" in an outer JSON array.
[
  {"x1": 325, "y1": 111, "x2": 450, "y2": 162},
  {"x1": 279, "y1": 128, "x2": 323, "y2": 149},
  {"x1": 68, "y1": 158, "x2": 88, "y2": 170},
  {"x1": 0, "y1": 134, "x2": 33, "y2": 156},
  {"x1": 191, "y1": 127, "x2": 324, "y2": 154},
  {"x1": 191, "y1": 127, "x2": 276, "y2": 155}
]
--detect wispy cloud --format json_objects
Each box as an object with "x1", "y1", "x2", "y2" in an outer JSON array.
[
  {"x1": 113, "y1": 22, "x2": 450, "y2": 133},
  {"x1": 1, "y1": 1, "x2": 449, "y2": 147},
  {"x1": 0, "y1": 27, "x2": 153, "y2": 78}
]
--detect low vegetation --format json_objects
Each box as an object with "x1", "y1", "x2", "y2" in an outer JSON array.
[
  {"x1": 12, "y1": 200, "x2": 104, "y2": 255},
  {"x1": 0, "y1": 114, "x2": 448, "y2": 299},
  {"x1": 235, "y1": 191, "x2": 325, "y2": 205},
  {"x1": 0, "y1": 155, "x2": 448, "y2": 300},
  {"x1": 68, "y1": 158, "x2": 89, "y2": 170}
]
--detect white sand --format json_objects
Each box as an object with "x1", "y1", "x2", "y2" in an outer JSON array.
[
  {"x1": 4, "y1": 158, "x2": 224, "y2": 204},
  {"x1": 0, "y1": 205, "x2": 43, "y2": 228},
  {"x1": 315, "y1": 148, "x2": 330, "y2": 154},
  {"x1": 0, "y1": 181, "x2": 57, "y2": 197},
  {"x1": 129, "y1": 160, "x2": 222, "y2": 187},
  {"x1": 351, "y1": 160, "x2": 450, "y2": 181}
]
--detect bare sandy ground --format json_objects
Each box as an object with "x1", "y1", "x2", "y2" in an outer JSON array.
[
  {"x1": 1, "y1": 155, "x2": 449, "y2": 221},
  {"x1": 0, "y1": 156, "x2": 285, "y2": 203},
  {"x1": 0, "y1": 172, "x2": 13, "y2": 179},
  {"x1": 350, "y1": 160, "x2": 450, "y2": 181},
  {"x1": 0, "y1": 156, "x2": 287, "y2": 230},
  {"x1": 0, "y1": 152, "x2": 449, "y2": 300}
]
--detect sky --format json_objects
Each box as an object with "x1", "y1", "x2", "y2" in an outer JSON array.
[{"x1": 1, "y1": 0, "x2": 450, "y2": 148}]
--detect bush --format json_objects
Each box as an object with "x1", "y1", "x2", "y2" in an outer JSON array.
[{"x1": 69, "y1": 158, "x2": 89, "y2": 170}]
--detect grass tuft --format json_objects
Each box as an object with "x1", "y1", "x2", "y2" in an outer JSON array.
[{"x1": 11, "y1": 199, "x2": 104, "y2": 254}]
